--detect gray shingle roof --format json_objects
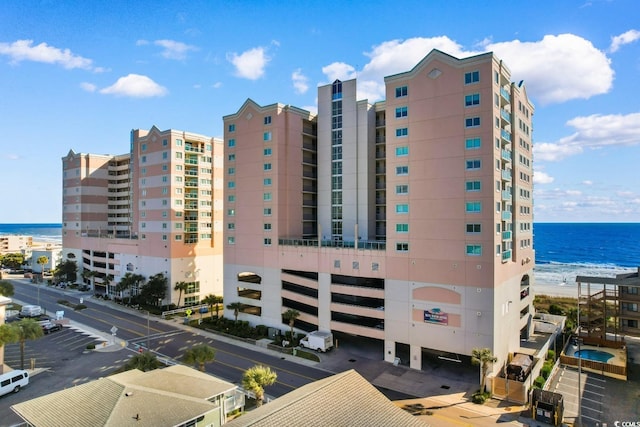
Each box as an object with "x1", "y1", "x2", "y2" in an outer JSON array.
[{"x1": 225, "y1": 369, "x2": 427, "y2": 427}]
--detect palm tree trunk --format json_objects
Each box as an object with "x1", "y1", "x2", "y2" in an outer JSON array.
[{"x1": 20, "y1": 340, "x2": 25, "y2": 369}]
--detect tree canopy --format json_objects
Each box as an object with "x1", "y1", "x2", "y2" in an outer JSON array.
[
  {"x1": 53, "y1": 259, "x2": 78, "y2": 283},
  {"x1": 0, "y1": 253, "x2": 25, "y2": 270},
  {"x1": 0, "y1": 280, "x2": 15, "y2": 297},
  {"x1": 125, "y1": 351, "x2": 160, "y2": 372},
  {"x1": 10, "y1": 319, "x2": 44, "y2": 369},
  {"x1": 242, "y1": 365, "x2": 277, "y2": 407},
  {"x1": 182, "y1": 343, "x2": 216, "y2": 372},
  {"x1": 141, "y1": 273, "x2": 168, "y2": 306},
  {"x1": 471, "y1": 347, "x2": 498, "y2": 392}
]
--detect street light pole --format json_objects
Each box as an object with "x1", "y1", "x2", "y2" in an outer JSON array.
[
  {"x1": 146, "y1": 310, "x2": 150, "y2": 351},
  {"x1": 577, "y1": 284, "x2": 582, "y2": 427}
]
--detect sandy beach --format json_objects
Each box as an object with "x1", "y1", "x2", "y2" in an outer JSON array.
[{"x1": 533, "y1": 282, "x2": 579, "y2": 299}]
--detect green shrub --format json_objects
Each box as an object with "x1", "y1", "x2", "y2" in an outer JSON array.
[
  {"x1": 541, "y1": 363, "x2": 552, "y2": 379},
  {"x1": 549, "y1": 304, "x2": 564, "y2": 315},
  {"x1": 86, "y1": 343, "x2": 96, "y2": 350},
  {"x1": 471, "y1": 390, "x2": 490, "y2": 404},
  {"x1": 547, "y1": 349, "x2": 556, "y2": 361},
  {"x1": 74, "y1": 304, "x2": 87, "y2": 311},
  {"x1": 255, "y1": 325, "x2": 268, "y2": 337},
  {"x1": 533, "y1": 375, "x2": 546, "y2": 389}
]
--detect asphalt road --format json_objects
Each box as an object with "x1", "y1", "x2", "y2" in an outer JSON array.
[{"x1": 1, "y1": 278, "x2": 336, "y2": 426}]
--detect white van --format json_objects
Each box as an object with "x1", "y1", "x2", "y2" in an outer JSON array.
[
  {"x1": 0, "y1": 370, "x2": 29, "y2": 397},
  {"x1": 19, "y1": 305, "x2": 42, "y2": 318}
]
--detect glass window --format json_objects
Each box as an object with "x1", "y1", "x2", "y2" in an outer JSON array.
[
  {"x1": 228, "y1": 124, "x2": 235, "y2": 132},
  {"x1": 263, "y1": 131, "x2": 272, "y2": 141},
  {"x1": 176, "y1": 139, "x2": 183, "y2": 146},
  {"x1": 465, "y1": 117, "x2": 481, "y2": 127},
  {"x1": 228, "y1": 139, "x2": 235, "y2": 147},
  {"x1": 264, "y1": 116, "x2": 272, "y2": 125},
  {"x1": 396, "y1": 223, "x2": 409, "y2": 233},
  {"x1": 228, "y1": 195, "x2": 235, "y2": 202},
  {"x1": 228, "y1": 181, "x2": 235, "y2": 188},
  {"x1": 228, "y1": 167, "x2": 235, "y2": 175},
  {"x1": 264, "y1": 223, "x2": 272, "y2": 231},
  {"x1": 263, "y1": 192, "x2": 272, "y2": 201},
  {"x1": 396, "y1": 204, "x2": 409, "y2": 214},
  {"x1": 263, "y1": 163, "x2": 272, "y2": 171},
  {"x1": 466, "y1": 223, "x2": 481, "y2": 233},
  {"x1": 264, "y1": 238, "x2": 272, "y2": 245},
  {"x1": 228, "y1": 153, "x2": 236, "y2": 161},
  {"x1": 141, "y1": 155, "x2": 146, "y2": 163},
  {"x1": 465, "y1": 138, "x2": 481, "y2": 150},
  {"x1": 466, "y1": 159, "x2": 481, "y2": 170},
  {"x1": 395, "y1": 106, "x2": 408, "y2": 118},
  {"x1": 396, "y1": 128, "x2": 408, "y2": 137},
  {"x1": 466, "y1": 181, "x2": 481, "y2": 191},
  {"x1": 162, "y1": 151, "x2": 168, "y2": 159},
  {"x1": 227, "y1": 236, "x2": 235, "y2": 244},
  {"x1": 263, "y1": 178, "x2": 272, "y2": 186},
  {"x1": 396, "y1": 185, "x2": 408, "y2": 194},
  {"x1": 466, "y1": 245, "x2": 482, "y2": 256},
  {"x1": 395, "y1": 86, "x2": 408, "y2": 97},
  {"x1": 228, "y1": 209, "x2": 235, "y2": 216},
  {"x1": 395, "y1": 146, "x2": 409, "y2": 156},
  {"x1": 465, "y1": 94, "x2": 480, "y2": 107},
  {"x1": 141, "y1": 143, "x2": 147, "y2": 151},
  {"x1": 264, "y1": 208, "x2": 272, "y2": 215},
  {"x1": 396, "y1": 242, "x2": 409, "y2": 251},
  {"x1": 264, "y1": 148, "x2": 272, "y2": 156},
  {"x1": 396, "y1": 165, "x2": 408, "y2": 175},
  {"x1": 466, "y1": 202, "x2": 481, "y2": 213},
  {"x1": 464, "y1": 71, "x2": 480, "y2": 84}
]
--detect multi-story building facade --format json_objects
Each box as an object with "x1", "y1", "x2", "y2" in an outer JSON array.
[
  {"x1": 62, "y1": 126, "x2": 224, "y2": 306},
  {"x1": 223, "y1": 50, "x2": 535, "y2": 372},
  {"x1": 0, "y1": 235, "x2": 33, "y2": 255}
]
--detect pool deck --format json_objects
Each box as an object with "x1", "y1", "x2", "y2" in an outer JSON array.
[
  {"x1": 565, "y1": 343, "x2": 626, "y2": 367},
  {"x1": 562, "y1": 343, "x2": 628, "y2": 380}
]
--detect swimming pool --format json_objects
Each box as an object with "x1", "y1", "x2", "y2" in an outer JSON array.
[{"x1": 574, "y1": 349, "x2": 615, "y2": 363}]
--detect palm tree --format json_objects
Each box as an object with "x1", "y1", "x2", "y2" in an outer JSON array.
[
  {"x1": 11, "y1": 319, "x2": 44, "y2": 369},
  {"x1": 0, "y1": 324, "x2": 17, "y2": 346},
  {"x1": 182, "y1": 343, "x2": 216, "y2": 372},
  {"x1": 471, "y1": 347, "x2": 498, "y2": 393},
  {"x1": 174, "y1": 281, "x2": 189, "y2": 308},
  {"x1": 0, "y1": 280, "x2": 15, "y2": 297},
  {"x1": 203, "y1": 294, "x2": 223, "y2": 319},
  {"x1": 118, "y1": 272, "x2": 145, "y2": 304},
  {"x1": 282, "y1": 309, "x2": 300, "y2": 342},
  {"x1": 36, "y1": 255, "x2": 49, "y2": 277},
  {"x1": 242, "y1": 365, "x2": 277, "y2": 407},
  {"x1": 125, "y1": 351, "x2": 160, "y2": 372},
  {"x1": 226, "y1": 302, "x2": 243, "y2": 323}
]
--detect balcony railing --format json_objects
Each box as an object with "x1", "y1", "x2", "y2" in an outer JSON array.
[
  {"x1": 500, "y1": 87, "x2": 511, "y2": 102},
  {"x1": 501, "y1": 129, "x2": 512, "y2": 143},
  {"x1": 502, "y1": 250, "x2": 512, "y2": 261},
  {"x1": 502, "y1": 230, "x2": 512, "y2": 240},
  {"x1": 500, "y1": 109, "x2": 511, "y2": 123},
  {"x1": 502, "y1": 190, "x2": 512, "y2": 201},
  {"x1": 501, "y1": 169, "x2": 512, "y2": 181},
  {"x1": 501, "y1": 211, "x2": 512, "y2": 221},
  {"x1": 501, "y1": 149, "x2": 512, "y2": 162}
]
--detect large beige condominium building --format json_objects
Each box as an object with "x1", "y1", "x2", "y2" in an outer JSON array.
[
  {"x1": 0, "y1": 235, "x2": 33, "y2": 254},
  {"x1": 223, "y1": 50, "x2": 535, "y2": 373},
  {"x1": 62, "y1": 126, "x2": 224, "y2": 306}
]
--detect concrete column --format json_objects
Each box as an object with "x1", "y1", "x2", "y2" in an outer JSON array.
[
  {"x1": 410, "y1": 345, "x2": 422, "y2": 370},
  {"x1": 384, "y1": 340, "x2": 395, "y2": 363}
]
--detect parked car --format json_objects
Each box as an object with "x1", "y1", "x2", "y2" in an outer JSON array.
[
  {"x1": 19, "y1": 305, "x2": 42, "y2": 318},
  {"x1": 41, "y1": 322, "x2": 63, "y2": 334}
]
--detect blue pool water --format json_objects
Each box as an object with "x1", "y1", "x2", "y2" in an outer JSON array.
[{"x1": 574, "y1": 349, "x2": 615, "y2": 363}]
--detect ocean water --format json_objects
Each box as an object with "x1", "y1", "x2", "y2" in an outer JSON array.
[
  {"x1": 1, "y1": 222, "x2": 638, "y2": 288},
  {"x1": 533, "y1": 223, "x2": 640, "y2": 286}
]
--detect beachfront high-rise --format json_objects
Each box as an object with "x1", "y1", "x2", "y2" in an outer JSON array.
[
  {"x1": 222, "y1": 50, "x2": 535, "y2": 372},
  {"x1": 62, "y1": 126, "x2": 224, "y2": 306}
]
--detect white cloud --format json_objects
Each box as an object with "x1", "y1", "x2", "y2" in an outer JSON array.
[
  {"x1": 582, "y1": 180, "x2": 593, "y2": 185},
  {"x1": 320, "y1": 34, "x2": 613, "y2": 105},
  {"x1": 0, "y1": 39, "x2": 94, "y2": 70},
  {"x1": 533, "y1": 171, "x2": 554, "y2": 184},
  {"x1": 227, "y1": 47, "x2": 270, "y2": 80},
  {"x1": 154, "y1": 39, "x2": 197, "y2": 60},
  {"x1": 136, "y1": 39, "x2": 149, "y2": 46},
  {"x1": 99, "y1": 74, "x2": 168, "y2": 98},
  {"x1": 212, "y1": 82, "x2": 222, "y2": 89},
  {"x1": 80, "y1": 82, "x2": 97, "y2": 92},
  {"x1": 292, "y1": 69, "x2": 309, "y2": 94},
  {"x1": 4, "y1": 154, "x2": 19, "y2": 160},
  {"x1": 321, "y1": 62, "x2": 356, "y2": 82},
  {"x1": 193, "y1": 84, "x2": 201, "y2": 89},
  {"x1": 534, "y1": 112, "x2": 640, "y2": 162},
  {"x1": 610, "y1": 29, "x2": 640, "y2": 52},
  {"x1": 487, "y1": 34, "x2": 613, "y2": 104}
]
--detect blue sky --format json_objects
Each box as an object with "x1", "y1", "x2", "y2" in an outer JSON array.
[{"x1": 1, "y1": 0, "x2": 639, "y2": 223}]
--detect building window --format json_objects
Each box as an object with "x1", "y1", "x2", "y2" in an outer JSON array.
[
  {"x1": 396, "y1": 185, "x2": 408, "y2": 195},
  {"x1": 263, "y1": 178, "x2": 272, "y2": 186},
  {"x1": 228, "y1": 167, "x2": 235, "y2": 175},
  {"x1": 466, "y1": 223, "x2": 481, "y2": 233},
  {"x1": 464, "y1": 71, "x2": 480, "y2": 84},
  {"x1": 162, "y1": 234, "x2": 167, "y2": 241},
  {"x1": 228, "y1": 236, "x2": 235, "y2": 244},
  {"x1": 264, "y1": 116, "x2": 272, "y2": 125},
  {"x1": 263, "y1": 132, "x2": 272, "y2": 141},
  {"x1": 228, "y1": 223, "x2": 235, "y2": 230},
  {"x1": 465, "y1": 117, "x2": 481, "y2": 128},
  {"x1": 264, "y1": 223, "x2": 272, "y2": 231},
  {"x1": 396, "y1": 242, "x2": 409, "y2": 252},
  {"x1": 228, "y1": 208, "x2": 235, "y2": 216},
  {"x1": 396, "y1": 127, "x2": 408, "y2": 137},
  {"x1": 395, "y1": 86, "x2": 408, "y2": 98},
  {"x1": 264, "y1": 238, "x2": 272, "y2": 245},
  {"x1": 263, "y1": 163, "x2": 272, "y2": 171},
  {"x1": 176, "y1": 139, "x2": 183, "y2": 146},
  {"x1": 141, "y1": 155, "x2": 147, "y2": 163},
  {"x1": 352, "y1": 261, "x2": 359, "y2": 270},
  {"x1": 396, "y1": 223, "x2": 409, "y2": 233},
  {"x1": 395, "y1": 106, "x2": 408, "y2": 118},
  {"x1": 465, "y1": 137, "x2": 481, "y2": 149},
  {"x1": 228, "y1": 139, "x2": 236, "y2": 149},
  {"x1": 228, "y1": 181, "x2": 235, "y2": 189},
  {"x1": 228, "y1": 124, "x2": 235, "y2": 132},
  {"x1": 466, "y1": 159, "x2": 481, "y2": 170},
  {"x1": 396, "y1": 166, "x2": 408, "y2": 175},
  {"x1": 228, "y1": 195, "x2": 235, "y2": 202},
  {"x1": 263, "y1": 192, "x2": 272, "y2": 201},
  {"x1": 396, "y1": 204, "x2": 409, "y2": 214},
  {"x1": 228, "y1": 153, "x2": 236, "y2": 161},
  {"x1": 162, "y1": 187, "x2": 168, "y2": 195},
  {"x1": 263, "y1": 207, "x2": 272, "y2": 216},
  {"x1": 396, "y1": 146, "x2": 409, "y2": 156},
  {"x1": 162, "y1": 151, "x2": 168, "y2": 160},
  {"x1": 465, "y1": 94, "x2": 480, "y2": 107},
  {"x1": 264, "y1": 148, "x2": 272, "y2": 156},
  {"x1": 466, "y1": 245, "x2": 482, "y2": 256},
  {"x1": 465, "y1": 181, "x2": 481, "y2": 191},
  {"x1": 334, "y1": 260, "x2": 341, "y2": 268},
  {"x1": 175, "y1": 223, "x2": 183, "y2": 229},
  {"x1": 176, "y1": 164, "x2": 183, "y2": 171},
  {"x1": 466, "y1": 202, "x2": 481, "y2": 213}
]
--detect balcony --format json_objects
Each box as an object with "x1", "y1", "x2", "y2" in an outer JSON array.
[
  {"x1": 501, "y1": 129, "x2": 512, "y2": 143},
  {"x1": 184, "y1": 145, "x2": 203, "y2": 153},
  {"x1": 501, "y1": 149, "x2": 512, "y2": 162},
  {"x1": 502, "y1": 230, "x2": 512, "y2": 240},
  {"x1": 501, "y1": 169, "x2": 512, "y2": 181},
  {"x1": 501, "y1": 211, "x2": 512, "y2": 221},
  {"x1": 500, "y1": 86, "x2": 511, "y2": 102},
  {"x1": 185, "y1": 193, "x2": 198, "y2": 199},
  {"x1": 184, "y1": 159, "x2": 198, "y2": 165},
  {"x1": 500, "y1": 109, "x2": 511, "y2": 123},
  {"x1": 185, "y1": 181, "x2": 198, "y2": 187},
  {"x1": 502, "y1": 250, "x2": 512, "y2": 261},
  {"x1": 502, "y1": 190, "x2": 512, "y2": 201}
]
